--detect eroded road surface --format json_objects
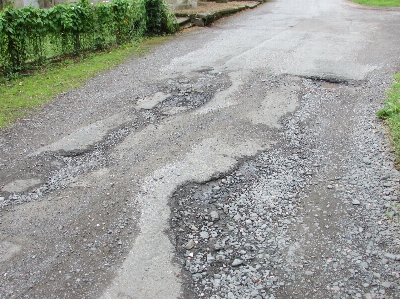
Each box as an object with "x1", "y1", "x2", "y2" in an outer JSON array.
[{"x1": 1, "y1": 0, "x2": 400, "y2": 298}]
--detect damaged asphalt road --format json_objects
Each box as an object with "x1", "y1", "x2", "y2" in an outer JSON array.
[{"x1": 1, "y1": 0, "x2": 400, "y2": 298}]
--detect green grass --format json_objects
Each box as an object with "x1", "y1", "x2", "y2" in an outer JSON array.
[
  {"x1": 0, "y1": 36, "x2": 172, "y2": 128},
  {"x1": 350, "y1": 0, "x2": 400, "y2": 7},
  {"x1": 377, "y1": 73, "x2": 400, "y2": 163}
]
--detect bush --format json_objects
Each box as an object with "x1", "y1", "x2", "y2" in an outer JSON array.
[
  {"x1": 145, "y1": 0, "x2": 177, "y2": 34},
  {"x1": 0, "y1": 0, "x2": 176, "y2": 76}
]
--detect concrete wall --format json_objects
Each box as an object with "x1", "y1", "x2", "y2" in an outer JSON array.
[
  {"x1": 168, "y1": 0, "x2": 197, "y2": 10},
  {"x1": 9, "y1": 0, "x2": 198, "y2": 10},
  {"x1": 9, "y1": 0, "x2": 44, "y2": 8},
  {"x1": 9, "y1": 0, "x2": 116, "y2": 8},
  {"x1": 53, "y1": 0, "x2": 104, "y2": 4},
  {"x1": 52, "y1": 0, "x2": 199, "y2": 9}
]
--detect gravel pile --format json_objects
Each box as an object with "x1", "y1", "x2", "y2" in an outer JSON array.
[{"x1": 169, "y1": 75, "x2": 400, "y2": 299}]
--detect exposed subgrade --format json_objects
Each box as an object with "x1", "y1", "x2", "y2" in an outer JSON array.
[
  {"x1": 168, "y1": 75, "x2": 400, "y2": 299},
  {"x1": 0, "y1": 71, "x2": 232, "y2": 299},
  {"x1": 0, "y1": 71, "x2": 231, "y2": 209}
]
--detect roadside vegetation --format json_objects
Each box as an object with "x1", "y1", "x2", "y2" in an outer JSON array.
[
  {"x1": 377, "y1": 73, "x2": 400, "y2": 163},
  {"x1": 0, "y1": 36, "x2": 171, "y2": 127},
  {"x1": 0, "y1": 0, "x2": 177, "y2": 75},
  {"x1": 0, "y1": 0, "x2": 177, "y2": 128},
  {"x1": 351, "y1": 0, "x2": 400, "y2": 7}
]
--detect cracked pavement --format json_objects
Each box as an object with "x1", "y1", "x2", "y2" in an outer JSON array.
[{"x1": 1, "y1": 0, "x2": 400, "y2": 298}]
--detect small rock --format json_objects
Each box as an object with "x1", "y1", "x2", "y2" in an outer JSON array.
[
  {"x1": 362, "y1": 158, "x2": 371, "y2": 165},
  {"x1": 213, "y1": 278, "x2": 221, "y2": 286},
  {"x1": 373, "y1": 272, "x2": 381, "y2": 278},
  {"x1": 232, "y1": 259, "x2": 243, "y2": 267},
  {"x1": 384, "y1": 253, "x2": 397, "y2": 260},
  {"x1": 200, "y1": 231, "x2": 209, "y2": 239},
  {"x1": 227, "y1": 224, "x2": 235, "y2": 231},
  {"x1": 352, "y1": 199, "x2": 361, "y2": 205},
  {"x1": 332, "y1": 286, "x2": 340, "y2": 292},
  {"x1": 184, "y1": 240, "x2": 195, "y2": 250},
  {"x1": 305, "y1": 271, "x2": 314, "y2": 276},
  {"x1": 210, "y1": 211, "x2": 219, "y2": 221},
  {"x1": 233, "y1": 214, "x2": 241, "y2": 221},
  {"x1": 207, "y1": 254, "x2": 215, "y2": 262},
  {"x1": 381, "y1": 281, "x2": 391, "y2": 288}
]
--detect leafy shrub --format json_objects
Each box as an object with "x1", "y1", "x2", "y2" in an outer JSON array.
[
  {"x1": 145, "y1": 0, "x2": 177, "y2": 35},
  {"x1": 0, "y1": 0, "x2": 176, "y2": 76}
]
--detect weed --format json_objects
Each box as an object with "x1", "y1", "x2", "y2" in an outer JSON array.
[{"x1": 377, "y1": 74, "x2": 400, "y2": 163}]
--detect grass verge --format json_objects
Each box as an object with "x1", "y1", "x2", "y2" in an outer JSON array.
[
  {"x1": 0, "y1": 36, "x2": 172, "y2": 128},
  {"x1": 350, "y1": 0, "x2": 400, "y2": 7},
  {"x1": 377, "y1": 73, "x2": 400, "y2": 163}
]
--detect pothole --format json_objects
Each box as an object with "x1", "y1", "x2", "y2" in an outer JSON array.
[{"x1": 0, "y1": 71, "x2": 232, "y2": 208}]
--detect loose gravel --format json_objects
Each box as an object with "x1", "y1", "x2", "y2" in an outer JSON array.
[
  {"x1": 0, "y1": 71, "x2": 229, "y2": 208},
  {"x1": 0, "y1": 71, "x2": 231, "y2": 298},
  {"x1": 169, "y1": 74, "x2": 400, "y2": 299},
  {"x1": 1, "y1": 0, "x2": 400, "y2": 297}
]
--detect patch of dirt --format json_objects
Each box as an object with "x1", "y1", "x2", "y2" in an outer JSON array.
[{"x1": 174, "y1": 1, "x2": 258, "y2": 14}]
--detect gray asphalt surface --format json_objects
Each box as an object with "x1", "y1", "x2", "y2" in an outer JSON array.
[{"x1": 1, "y1": 0, "x2": 400, "y2": 298}]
